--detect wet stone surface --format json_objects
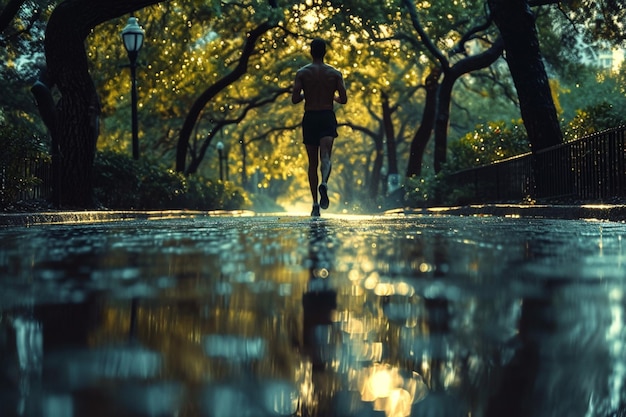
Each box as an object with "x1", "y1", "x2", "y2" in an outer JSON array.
[{"x1": 0, "y1": 213, "x2": 625, "y2": 417}]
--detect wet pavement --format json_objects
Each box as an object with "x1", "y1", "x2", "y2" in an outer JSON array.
[{"x1": 0, "y1": 212, "x2": 625, "y2": 417}]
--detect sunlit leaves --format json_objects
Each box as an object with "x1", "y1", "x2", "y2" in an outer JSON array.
[{"x1": 448, "y1": 120, "x2": 530, "y2": 170}]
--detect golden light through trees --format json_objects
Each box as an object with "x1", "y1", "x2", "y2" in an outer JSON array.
[{"x1": 63, "y1": 0, "x2": 626, "y2": 210}]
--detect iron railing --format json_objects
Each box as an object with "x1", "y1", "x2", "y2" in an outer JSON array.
[
  {"x1": 446, "y1": 125, "x2": 626, "y2": 204},
  {"x1": 0, "y1": 157, "x2": 52, "y2": 207}
]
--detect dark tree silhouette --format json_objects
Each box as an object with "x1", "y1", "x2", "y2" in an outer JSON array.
[
  {"x1": 488, "y1": 0, "x2": 562, "y2": 151},
  {"x1": 402, "y1": 0, "x2": 505, "y2": 174},
  {"x1": 405, "y1": 66, "x2": 440, "y2": 178},
  {"x1": 41, "y1": 0, "x2": 162, "y2": 207}
]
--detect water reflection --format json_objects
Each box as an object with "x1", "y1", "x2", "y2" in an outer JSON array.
[
  {"x1": 0, "y1": 215, "x2": 625, "y2": 416},
  {"x1": 303, "y1": 220, "x2": 337, "y2": 372}
]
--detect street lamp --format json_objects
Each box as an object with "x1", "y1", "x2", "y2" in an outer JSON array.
[
  {"x1": 121, "y1": 16, "x2": 145, "y2": 160},
  {"x1": 216, "y1": 141, "x2": 224, "y2": 181}
]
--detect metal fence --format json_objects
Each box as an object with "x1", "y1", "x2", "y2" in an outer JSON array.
[
  {"x1": 446, "y1": 125, "x2": 626, "y2": 204},
  {"x1": 0, "y1": 157, "x2": 52, "y2": 207}
]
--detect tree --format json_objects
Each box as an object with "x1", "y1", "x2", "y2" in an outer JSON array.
[
  {"x1": 488, "y1": 0, "x2": 563, "y2": 153},
  {"x1": 175, "y1": 1, "x2": 282, "y2": 174},
  {"x1": 40, "y1": 0, "x2": 164, "y2": 207},
  {"x1": 405, "y1": 66, "x2": 440, "y2": 177}
]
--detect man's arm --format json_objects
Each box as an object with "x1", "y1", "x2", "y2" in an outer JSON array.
[
  {"x1": 291, "y1": 72, "x2": 304, "y2": 104},
  {"x1": 334, "y1": 73, "x2": 347, "y2": 105}
]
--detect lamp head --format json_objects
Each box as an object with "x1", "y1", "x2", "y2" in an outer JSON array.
[{"x1": 122, "y1": 17, "x2": 145, "y2": 54}]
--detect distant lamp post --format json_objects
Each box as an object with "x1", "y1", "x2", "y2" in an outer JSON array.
[
  {"x1": 216, "y1": 141, "x2": 225, "y2": 181},
  {"x1": 121, "y1": 16, "x2": 145, "y2": 160}
]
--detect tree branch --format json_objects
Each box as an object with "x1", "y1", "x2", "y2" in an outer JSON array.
[
  {"x1": 400, "y1": 0, "x2": 449, "y2": 70},
  {"x1": 0, "y1": 0, "x2": 26, "y2": 33}
]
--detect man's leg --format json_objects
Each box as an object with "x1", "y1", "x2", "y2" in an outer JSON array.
[
  {"x1": 320, "y1": 136, "x2": 334, "y2": 184},
  {"x1": 305, "y1": 144, "x2": 320, "y2": 215},
  {"x1": 318, "y1": 136, "x2": 334, "y2": 209}
]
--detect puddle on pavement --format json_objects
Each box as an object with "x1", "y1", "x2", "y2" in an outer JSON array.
[{"x1": 1, "y1": 214, "x2": 625, "y2": 417}]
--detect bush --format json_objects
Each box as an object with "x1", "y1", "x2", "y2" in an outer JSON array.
[
  {"x1": 405, "y1": 163, "x2": 493, "y2": 208},
  {"x1": 563, "y1": 102, "x2": 624, "y2": 141},
  {"x1": 447, "y1": 120, "x2": 530, "y2": 171},
  {"x1": 93, "y1": 150, "x2": 250, "y2": 210}
]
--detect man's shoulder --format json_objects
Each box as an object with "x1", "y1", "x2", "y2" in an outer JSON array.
[
  {"x1": 297, "y1": 64, "x2": 314, "y2": 73},
  {"x1": 323, "y1": 64, "x2": 343, "y2": 76}
]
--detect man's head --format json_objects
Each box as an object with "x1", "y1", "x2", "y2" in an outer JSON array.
[{"x1": 310, "y1": 38, "x2": 326, "y2": 60}]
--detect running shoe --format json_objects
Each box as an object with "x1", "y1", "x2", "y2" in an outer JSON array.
[
  {"x1": 311, "y1": 203, "x2": 320, "y2": 217},
  {"x1": 319, "y1": 183, "x2": 329, "y2": 209}
]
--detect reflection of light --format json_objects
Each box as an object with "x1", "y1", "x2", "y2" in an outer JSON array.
[
  {"x1": 373, "y1": 281, "x2": 416, "y2": 297},
  {"x1": 14, "y1": 318, "x2": 42, "y2": 372},
  {"x1": 369, "y1": 366, "x2": 393, "y2": 398},
  {"x1": 360, "y1": 258, "x2": 375, "y2": 272},
  {"x1": 262, "y1": 380, "x2": 299, "y2": 416},
  {"x1": 348, "y1": 269, "x2": 361, "y2": 281},
  {"x1": 375, "y1": 283, "x2": 394, "y2": 296},
  {"x1": 395, "y1": 282, "x2": 414, "y2": 297},
  {"x1": 608, "y1": 288, "x2": 623, "y2": 339},
  {"x1": 315, "y1": 268, "x2": 329, "y2": 278},
  {"x1": 360, "y1": 364, "x2": 426, "y2": 417},
  {"x1": 386, "y1": 388, "x2": 412, "y2": 417},
  {"x1": 364, "y1": 274, "x2": 378, "y2": 290},
  {"x1": 203, "y1": 334, "x2": 266, "y2": 361},
  {"x1": 343, "y1": 317, "x2": 364, "y2": 335},
  {"x1": 606, "y1": 286, "x2": 625, "y2": 411}
]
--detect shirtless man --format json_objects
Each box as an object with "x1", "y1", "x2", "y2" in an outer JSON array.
[{"x1": 292, "y1": 38, "x2": 348, "y2": 217}]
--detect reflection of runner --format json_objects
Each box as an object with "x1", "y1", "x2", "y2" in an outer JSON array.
[
  {"x1": 302, "y1": 221, "x2": 336, "y2": 371},
  {"x1": 292, "y1": 38, "x2": 347, "y2": 216}
]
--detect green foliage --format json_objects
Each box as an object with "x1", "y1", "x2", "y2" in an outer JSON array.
[
  {"x1": 403, "y1": 174, "x2": 436, "y2": 208},
  {"x1": 563, "y1": 101, "x2": 625, "y2": 141},
  {"x1": 558, "y1": 0, "x2": 626, "y2": 45},
  {"x1": 446, "y1": 120, "x2": 530, "y2": 171},
  {"x1": 93, "y1": 150, "x2": 250, "y2": 210},
  {"x1": 403, "y1": 169, "x2": 469, "y2": 207},
  {"x1": 0, "y1": 121, "x2": 49, "y2": 208}
]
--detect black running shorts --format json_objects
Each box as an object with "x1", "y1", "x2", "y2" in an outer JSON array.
[{"x1": 302, "y1": 110, "x2": 338, "y2": 146}]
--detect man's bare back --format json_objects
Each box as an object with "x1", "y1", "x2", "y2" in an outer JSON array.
[{"x1": 292, "y1": 63, "x2": 347, "y2": 111}]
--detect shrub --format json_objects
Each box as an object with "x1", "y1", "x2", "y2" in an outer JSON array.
[
  {"x1": 447, "y1": 120, "x2": 530, "y2": 171},
  {"x1": 563, "y1": 102, "x2": 624, "y2": 141},
  {"x1": 93, "y1": 150, "x2": 250, "y2": 210}
]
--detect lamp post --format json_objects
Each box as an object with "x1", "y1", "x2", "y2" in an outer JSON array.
[
  {"x1": 121, "y1": 16, "x2": 145, "y2": 160},
  {"x1": 216, "y1": 141, "x2": 224, "y2": 181}
]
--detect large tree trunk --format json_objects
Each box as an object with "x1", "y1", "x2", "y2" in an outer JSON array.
[
  {"x1": 368, "y1": 130, "x2": 384, "y2": 199},
  {"x1": 406, "y1": 67, "x2": 441, "y2": 178},
  {"x1": 433, "y1": 37, "x2": 505, "y2": 173},
  {"x1": 381, "y1": 91, "x2": 398, "y2": 177},
  {"x1": 488, "y1": 0, "x2": 562, "y2": 151},
  {"x1": 43, "y1": 0, "x2": 162, "y2": 208}
]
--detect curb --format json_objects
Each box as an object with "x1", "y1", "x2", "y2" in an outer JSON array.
[
  {"x1": 0, "y1": 209, "x2": 255, "y2": 227},
  {"x1": 402, "y1": 204, "x2": 626, "y2": 222}
]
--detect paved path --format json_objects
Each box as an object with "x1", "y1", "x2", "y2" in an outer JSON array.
[
  {"x1": 2, "y1": 203, "x2": 626, "y2": 226},
  {"x1": 0, "y1": 213, "x2": 624, "y2": 416}
]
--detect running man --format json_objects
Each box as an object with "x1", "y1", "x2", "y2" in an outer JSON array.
[{"x1": 292, "y1": 38, "x2": 348, "y2": 217}]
